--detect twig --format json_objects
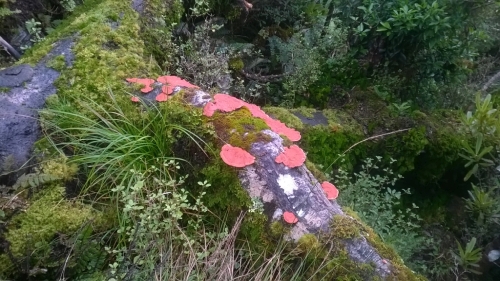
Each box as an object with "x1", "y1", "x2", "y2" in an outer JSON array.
[
  {"x1": 482, "y1": 69, "x2": 500, "y2": 92},
  {"x1": 326, "y1": 128, "x2": 411, "y2": 170},
  {"x1": 0, "y1": 36, "x2": 21, "y2": 60}
]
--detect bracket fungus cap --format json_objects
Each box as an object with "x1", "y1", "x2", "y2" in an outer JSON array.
[
  {"x1": 321, "y1": 181, "x2": 339, "y2": 200},
  {"x1": 283, "y1": 211, "x2": 298, "y2": 224},
  {"x1": 275, "y1": 145, "x2": 306, "y2": 168},
  {"x1": 220, "y1": 144, "x2": 255, "y2": 168}
]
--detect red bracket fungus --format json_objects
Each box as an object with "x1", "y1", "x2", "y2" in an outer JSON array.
[
  {"x1": 213, "y1": 93, "x2": 245, "y2": 112},
  {"x1": 263, "y1": 118, "x2": 301, "y2": 141},
  {"x1": 321, "y1": 181, "x2": 339, "y2": 200},
  {"x1": 283, "y1": 211, "x2": 298, "y2": 224},
  {"x1": 203, "y1": 102, "x2": 217, "y2": 117},
  {"x1": 155, "y1": 93, "x2": 170, "y2": 102},
  {"x1": 126, "y1": 78, "x2": 155, "y2": 93},
  {"x1": 243, "y1": 103, "x2": 271, "y2": 120},
  {"x1": 275, "y1": 145, "x2": 306, "y2": 168},
  {"x1": 157, "y1": 75, "x2": 199, "y2": 95},
  {"x1": 220, "y1": 144, "x2": 255, "y2": 168}
]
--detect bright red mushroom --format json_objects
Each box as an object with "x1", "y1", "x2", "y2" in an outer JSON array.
[
  {"x1": 131, "y1": 96, "x2": 140, "y2": 103},
  {"x1": 220, "y1": 144, "x2": 255, "y2": 168},
  {"x1": 321, "y1": 181, "x2": 339, "y2": 200},
  {"x1": 283, "y1": 211, "x2": 298, "y2": 224},
  {"x1": 275, "y1": 145, "x2": 306, "y2": 168},
  {"x1": 126, "y1": 78, "x2": 155, "y2": 93}
]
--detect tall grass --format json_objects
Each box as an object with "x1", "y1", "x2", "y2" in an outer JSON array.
[{"x1": 40, "y1": 92, "x2": 208, "y2": 199}]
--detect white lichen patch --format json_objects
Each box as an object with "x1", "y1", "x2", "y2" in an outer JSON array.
[
  {"x1": 277, "y1": 174, "x2": 298, "y2": 196},
  {"x1": 297, "y1": 209, "x2": 305, "y2": 217},
  {"x1": 189, "y1": 89, "x2": 211, "y2": 107}
]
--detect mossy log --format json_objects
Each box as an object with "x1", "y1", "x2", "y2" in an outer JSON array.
[
  {"x1": 180, "y1": 88, "x2": 422, "y2": 280},
  {"x1": 0, "y1": 0, "x2": 424, "y2": 279}
]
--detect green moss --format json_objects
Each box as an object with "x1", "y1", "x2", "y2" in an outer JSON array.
[
  {"x1": 263, "y1": 106, "x2": 304, "y2": 130},
  {"x1": 301, "y1": 125, "x2": 365, "y2": 172},
  {"x1": 20, "y1": 0, "x2": 150, "y2": 116},
  {"x1": 240, "y1": 212, "x2": 270, "y2": 250},
  {"x1": 331, "y1": 215, "x2": 361, "y2": 239},
  {"x1": 46, "y1": 55, "x2": 67, "y2": 71},
  {"x1": 210, "y1": 107, "x2": 271, "y2": 150},
  {"x1": 269, "y1": 221, "x2": 286, "y2": 238},
  {"x1": 323, "y1": 108, "x2": 364, "y2": 134},
  {"x1": 4, "y1": 185, "x2": 99, "y2": 257},
  {"x1": 305, "y1": 160, "x2": 328, "y2": 182},
  {"x1": 228, "y1": 57, "x2": 244, "y2": 72},
  {"x1": 139, "y1": 0, "x2": 183, "y2": 68},
  {"x1": 0, "y1": 86, "x2": 9, "y2": 93},
  {"x1": 297, "y1": 233, "x2": 320, "y2": 252},
  {"x1": 40, "y1": 156, "x2": 78, "y2": 181},
  {"x1": 200, "y1": 158, "x2": 251, "y2": 212}
]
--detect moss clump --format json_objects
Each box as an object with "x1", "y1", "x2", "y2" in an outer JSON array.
[
  {"x1": 305, "y1": 160, "x2": 328, "y2": 182},
  {"x1": 228, "y1": 57, "x2": 244, "y2": 72},
  {"x1": 40, "y1": 156, "x2": 78, "y2": 181},
  {"x1": 4, "y1": 186, "x2": 99, "y2": 257},
  {"x1": 200, "y1": 158, "x2": 251, "y2": 213},
  {"x1": 46, "y1": 55, "x2": 67, "y2": 71},
  {"x1": 331, "y1": 215, "x2": 361, "y2": 239},
  {"x1": 139, "y1": 0, "x2": 183, "y2": 69},
  {"x1": 210, "y1": 107, "x2": 272, "y2": 150},
  {"x1": 301, "y1": 125, "x2": 365, "y2": 172},
  {"x1": 323, "y1": 108, "x2": 364, "y2": 133},
  {"x1": 297, "y1": 233, "x2": 320, "y2": 253}
]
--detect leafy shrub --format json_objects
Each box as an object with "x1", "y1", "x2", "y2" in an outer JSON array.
[
  {"x1": 333, "y1": 157, "x2": 425, "y2": 267},
  {"x1": 333, "y1": 0, "x2": 487, "y2": 106},
  {"x1": 173, "y1": 19, "x2": 233, "y2": 92}
]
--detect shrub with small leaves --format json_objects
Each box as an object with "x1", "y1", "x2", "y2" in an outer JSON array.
[
  {"x1": 332, "y1": 157, "x2": 424, "y2": 267},
  {"x1": 107, "y1": 160, "x2": 222, "y2": 280}
]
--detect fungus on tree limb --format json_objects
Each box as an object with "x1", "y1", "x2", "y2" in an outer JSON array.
[
  {"x1": 283, "y1": 211, "x2": 298, "y2": 224},
  {"x1": 126, "y1": 78, "x2": 155, "y2": 93},
  {"x1": 220, "y1": 144, "x2": 255, "y2": 168},
  {"x1": 321, "y1": 181, "x2": 339, "y2": 200},
  {"x1": 275, "y1": 145, "x2": 306, "y2": 168}
]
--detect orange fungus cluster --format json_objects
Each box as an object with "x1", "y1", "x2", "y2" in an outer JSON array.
[
  {"x1": 126, "y1": 75, "x2": 199, "y2": 103},
  {"x1": 126, "y1": 77, "x2": 339, "y2": 225}
]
